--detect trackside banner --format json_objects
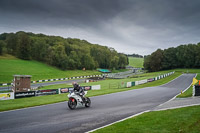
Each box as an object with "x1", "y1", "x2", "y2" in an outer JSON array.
[
  {"x1": 15, "y1": 91, "x2": 36, "y2": 99},
  {"x1": 147, "y1": 78, "x2": 155, "y2": 82},
  {"x1": 35, "y1": 89, "x2": 58, "y2": 96},
  {"x1": 60, "y1": 86, "x2": 92, "y2": 93},
  {"x1": 0, "y1": 92, "x2": 14, "y2": 100},
  {"x1": 83, "y1": 86, "x2": 91, "y2": 91},
  {"x1": 60, "y1": 88, "x2": 74, "y2": 93}
]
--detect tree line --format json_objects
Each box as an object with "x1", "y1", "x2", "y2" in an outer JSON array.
[
  {"x1": 127, "y1": 53, "x2": 143, "y2": 58},
  {"x1": 144, "y1": 43, "x2": 200, "y2": 72},
  {"x1": 0, "y1": 31, "x2": 128, "y2": 70}
]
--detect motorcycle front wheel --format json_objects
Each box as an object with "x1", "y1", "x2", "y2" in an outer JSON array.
[
  {"x1": 68, "y1": 98, "x2": 77, "y2": 110},
  {"x1": 85, "y1": 97, "x2": 91, "y2": 107}
]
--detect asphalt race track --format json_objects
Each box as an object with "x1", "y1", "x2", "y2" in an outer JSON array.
[{"x1": 0, "y1": 74, "x2": 195, "y2": 133}]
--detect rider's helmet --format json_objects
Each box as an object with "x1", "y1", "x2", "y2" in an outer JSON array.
[
  {"x1": 72, "y1": 82, "x2": 78, "y2": 86},
  {"x1": 72, "y1": 82, "x2": 80, "y2": 91}
]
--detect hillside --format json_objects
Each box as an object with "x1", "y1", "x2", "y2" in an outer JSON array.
[
  {"x1": 0, "y1": 31, "x2": 128, "y2": 70},
  {"x1": 0, "y1": 55, "x2": 101, "y2": 83},
  {"x1": 128, "y1": 57, "x2": 144, "y2": 68}
]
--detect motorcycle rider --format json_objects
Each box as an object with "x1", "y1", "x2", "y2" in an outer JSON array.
[{"x1": 72, "y1": 82, "x2": 85, "y2": 102}]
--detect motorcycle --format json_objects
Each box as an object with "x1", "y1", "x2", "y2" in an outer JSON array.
[{"x1": 68, "y1": 90, "x2": 91, "y2": 110}]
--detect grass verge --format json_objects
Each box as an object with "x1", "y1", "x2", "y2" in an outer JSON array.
[
  {"x1": 93, "y1": 105, "x2": 200, "y2": 133},
  {"x1": 0, "y1": 72, "x2": 181, "y2": 112},
  {"x1": 177, "y1": 85, "x2": 193, "y2": 98}
]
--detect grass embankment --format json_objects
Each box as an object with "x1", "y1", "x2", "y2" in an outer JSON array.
[
  {"x1": 128, "y1": 57, "x2": 144, "y2": 68},
  {"x1": 0, "y1": 55, "x2": 101, "y2": 83},
  {"x1": 0, "y1": 71, "x2": 181, "y2": 112},
  {"x1": 94, "y1": 105, "x2": 200, "y2": 133},
  {"x1": 177, "y1": 85, "x2": 193, "y2": 98}
]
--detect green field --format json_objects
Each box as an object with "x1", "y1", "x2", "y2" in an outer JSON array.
[
  {"x1": 128, "y1": 57, "x2": 144, "y2": 68},
  {"x1": 0, "y1": 55, "x2": 101, "y2": 83},
  {"x1": 94, "y1": 105, "x2": 200, "y2": 133},
  {"x1": 0, "y1": 71, "x2": 181, "y2": 112}
]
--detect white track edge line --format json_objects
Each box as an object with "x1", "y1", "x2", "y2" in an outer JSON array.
[
  {"x1": 154, "y1": 103, "x2": 200, "y2": 112},
  {"x1": 86, "y1": 110, "x2": 151, "y2": 133},
  {"x1": 157, "y1": 73, "x2": 196, "y2": 107}
]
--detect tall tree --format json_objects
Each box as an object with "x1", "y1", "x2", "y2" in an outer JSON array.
[
  {"x1": 162, "y1": 47, "x2": 177, "y2": 69},
  {"x1": 16, "y1": 32, "x2": 31, "y2": 60},
  {"x1": 51, "y1": 44, "x2": 68, "y2": 70},
  {"x1": 6, "y1": 33, "x2": 18, "y2": 55},
  {"x1": 0, "y1": 40, "x2": 6, "y2": 55},
  {"x1": 149, "y1": 49, "x2": 163, "y2": 72}
]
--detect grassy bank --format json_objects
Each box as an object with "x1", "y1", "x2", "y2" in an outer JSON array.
[
  {"x1": 0, "y1": 71, "x2": 180, "y2": 112},
  {"x1": 177, "y1": 85, "x2": 193, "y2": 98},
  {"x1": 0, "y1": 55, "x2": 101, "y2": 83},
  {"x1": 94, "y1": 105, "x2": 200, "y2": 133},
  {"x1": 128, "y1": 57, "x2": 144, "y2": 68}
]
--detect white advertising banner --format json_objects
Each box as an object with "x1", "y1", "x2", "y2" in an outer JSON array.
[
  {"x1": 127, "y1": 82, "x2": 132, "y2": 88},
  {"x1": 91, "y1": 85, "x2": 101, "y2": 90},
  {"x1": 0, "y1": 92, "x2": 14, "y2": 100},
  {"x1": 138, "y1": 79, "x2": 147, "y2": 85},
  {"x1": 135, "y1": 81, "x2": 139, "y2": 85}
]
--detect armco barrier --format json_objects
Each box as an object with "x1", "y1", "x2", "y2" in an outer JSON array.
[
  {"x1": 131, "y1": 82, "x2": 135, "y2": 86},
  {"x1": 0, "y1": 74, "x2": 107, "y2": 86},
  {"x1": 127, "y1": 72, "x2": 175, "y2": 88}
]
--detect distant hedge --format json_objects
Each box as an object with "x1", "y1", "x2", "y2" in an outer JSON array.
[{"x1": 0, "y1": 31, "x2": 128, "y2": 70}]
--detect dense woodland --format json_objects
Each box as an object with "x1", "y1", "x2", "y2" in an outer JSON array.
[
  {"x1": 144, "y1": 43, "x2": 200, "y2": 72},
  {"x1": 0, "y1": 31, "x2": 128, "y2": 70}
]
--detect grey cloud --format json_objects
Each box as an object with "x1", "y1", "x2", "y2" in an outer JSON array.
[{"x1": 0, "y1": 0, "x2": 200, "y2": 55}]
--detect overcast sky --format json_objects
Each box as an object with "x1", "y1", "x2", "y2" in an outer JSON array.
[{"x1": 0, "y1": 0, "x2": 200, "y2": 55}]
